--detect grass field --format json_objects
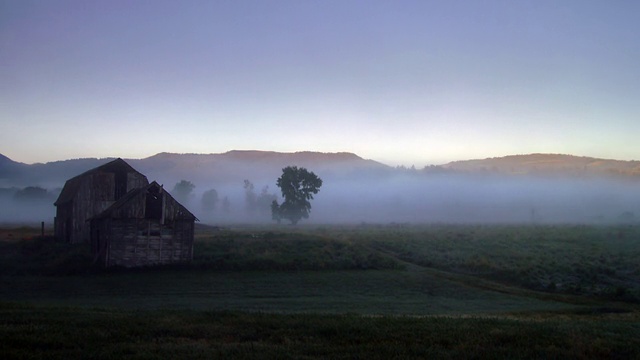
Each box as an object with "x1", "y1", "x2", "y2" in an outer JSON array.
[
  {"x1": 1, "y1": 223, "x2": 639, "y2": 358},
  {"x1": 3, "y1": 302, "x2": 639, "y2": 359}
]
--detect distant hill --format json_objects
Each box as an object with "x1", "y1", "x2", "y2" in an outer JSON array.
[
  {"x1": 4, "y1": 151, "x2": 640, "y2": 224},
  {"x1": 0, "y1": 151, "x2": 391, "y2": 189},
  {"x1": 4, "y1": 151, "x2": 640, "y2": 191},
  {"x1": 0, "y1": 154, "x2": 28, "y2": 186},
  {"x1": 441, "y1": 154, "x2": 640, "y2": 178},
  {"x1": 130, "y1": 150, "x2": 391, "y2": 188}
]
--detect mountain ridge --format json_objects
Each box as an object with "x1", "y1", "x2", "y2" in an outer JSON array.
[
  {"x1": 3, "y1": 151, "x2": 640, "y2": 224},
  {"x1": 2, "y1": 151, "x2": 640, "y2": 189},
  {"x1": 0, "y1": 150, "x2": 390, "y2": 188},
  {"x1": 441, "y1": 153, "x2": 640, "y2": 177}
]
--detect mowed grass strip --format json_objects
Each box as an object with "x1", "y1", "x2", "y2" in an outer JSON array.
[
  {"x1": 0, "y1": 268, "x2": 580, "y2": 314},
  {"x1": 2, "y1": 302, "x2": 639, "y2": 360}
]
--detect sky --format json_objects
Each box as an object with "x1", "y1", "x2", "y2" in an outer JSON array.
[{"x1": 1, "y1": 0, "x2": 639, "y2": 166}]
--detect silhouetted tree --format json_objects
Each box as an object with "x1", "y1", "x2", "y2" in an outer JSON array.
[
  {"x1": 222, "y1": 196, "x2": 231, "y2": 214},
  {"x1": 243, "y1": 179, "x2": 257, "y2": 214},
  {"x1": 201, "y1": 188, "x2": 219, "y2": 212},
  {"x1": 273, "y1": 166, "x2": 322, "y2": 225},
  {"x1": 172, "y1": 180, "x2": 195, "y2": 204},
  {"x1": 271, "y1": 200, "x2": 282, "y2": 224},
  {"x1": 14, "y1": 186, "x2": 49, "y2": 203},
  {"x1": 257, "y1": 185, "x2": 278, "y2": 215}
]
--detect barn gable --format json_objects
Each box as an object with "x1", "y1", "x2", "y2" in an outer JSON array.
[
  {"x1": 54, "y1": 158, "x2": 149, "y2": 243},
  {"x1": 90, "y1": 181, "x2": 197, "y2": 268}
]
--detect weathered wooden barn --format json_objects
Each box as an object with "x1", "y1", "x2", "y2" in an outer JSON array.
[
  {"x1": 54, "y1": 158, "x2": 149, "y2": 244},
  {"x1": 90, "y1": 181, "x2": 197, "y2": 268}
]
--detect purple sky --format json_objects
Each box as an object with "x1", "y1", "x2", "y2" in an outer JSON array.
[{"x1": 1, "y1": 0, "x2": 639, "y2": 166}]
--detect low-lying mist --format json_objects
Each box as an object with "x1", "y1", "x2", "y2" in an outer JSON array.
[
  {"x1": 2, "y1": 173, "x2": 639, "y2": 226},
  {"x1": 0, "y1": 191, "x2": 56, "y2": 225},
  {"x1": 175, "y1": 173, "x2": 640, "y2": 226},
  {"x1": 310, "y1": 174, "x2": 640, "y2": 224}
]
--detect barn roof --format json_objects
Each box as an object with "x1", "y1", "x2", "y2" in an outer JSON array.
[
  {"x1": 54, "y1": 158, "x2": 147, "y2": 206},
  {"x1": 91, "y1": 181, "x2": 198, "y2": 221}
]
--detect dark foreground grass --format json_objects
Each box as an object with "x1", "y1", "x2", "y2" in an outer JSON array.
[
  {"x1": 0, "y1": 224, "x2": 634, "y2": 314},
  {"x1": 350, "y1": 224, "x2": 640, "y2": 301},
  {"x1": 192, "y1": 229, "x2": 401, "y2": 271},
  {"x1": 0, "y1": 269, "x2": 580, "y2": 314},
  {"x1": 2, "y1": 302, "x2": 639, "y2": 359},
  {"x1": 2, "y1": 225, "x2": 640, "y2": 358}
]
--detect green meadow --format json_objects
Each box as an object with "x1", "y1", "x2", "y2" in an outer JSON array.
[{"x1": 1, "y1": 224, "x2": 639, "y2": 358}]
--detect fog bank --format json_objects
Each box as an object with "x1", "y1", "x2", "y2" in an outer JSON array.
[{"x1": 2, "y1": 173, "x2": 639, "y2": 226}]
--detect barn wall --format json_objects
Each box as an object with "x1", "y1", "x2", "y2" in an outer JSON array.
[
  {"x1": 54, "y1": 203, "x2": 73, "y2": 242},
  {"x1": 105, "y1": 218, "x2": 194, "y2": 267},
  {"x1": 90, "y1": 218, "x2": 112, "y2": 267},
  {"x1": 105, "y1": 185, "x2": 194, "y2": 222},
  {"x1": 58, "y1": 169, "x2": 149, "y2": 244},
  {"x1": 163, "y1": 196, "x2": 194, "y2": 222},
  {"x1": 127, "y1": 172, "x2": 148, "y2": 194},
  {"x1": 71, "y1": 177, "x2": 92, "y2": 243},
  {"x1": 84, "y1": 173, "x2": 115, "y2": 242},
  {"x1": 109, "y1": 191, "x2": 145, "y2": 219},
  {"x1": 87, "y1": 181, "x2": 195, "y2": 267}
]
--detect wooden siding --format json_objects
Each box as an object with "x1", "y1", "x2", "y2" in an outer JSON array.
[
  {"x1": 54, "y1": 159, "x2": 148, "y2": 244},
  {"x1": 103, "y1": 219, "x2": 193, "y2": 268},
  {"x1": 90, "y1": 181, "x2": 196, "y2": 268}
]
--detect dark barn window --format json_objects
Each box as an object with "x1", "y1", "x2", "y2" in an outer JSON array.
[
  {"x1": 115, "y1": 171, "x2": 127, "y2": 199},
  {"x1": 146, "y1": 190, "x2": 163, "y2": 219}
]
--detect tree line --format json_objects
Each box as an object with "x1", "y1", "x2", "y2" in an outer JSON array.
[
  {"x1": 172, "y1": 166, "x2": 322, "y2": 225},
  {"x1": 1, "y1": 166, "x2": 323, "y2": 226}
]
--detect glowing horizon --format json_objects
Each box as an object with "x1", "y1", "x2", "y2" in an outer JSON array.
[{"x1": 2, "y1": 1, "x2": 639, "y2": 167}]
